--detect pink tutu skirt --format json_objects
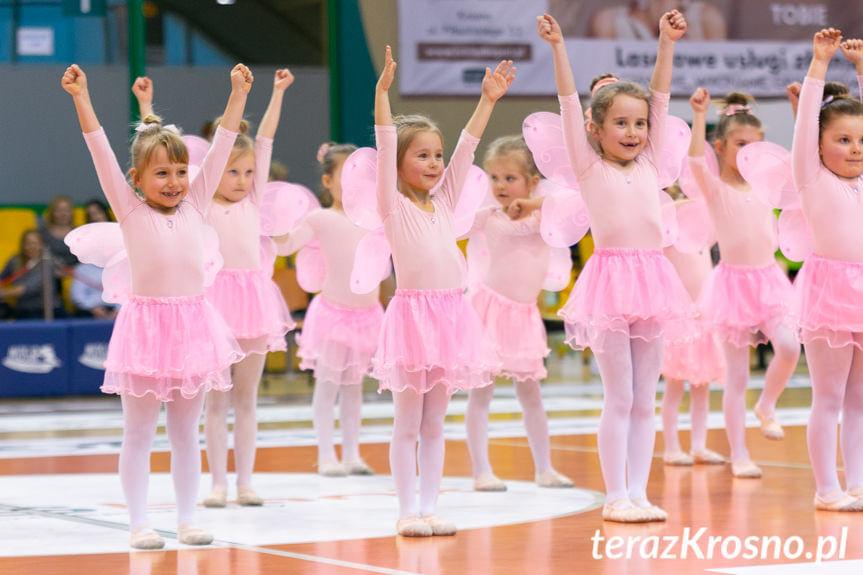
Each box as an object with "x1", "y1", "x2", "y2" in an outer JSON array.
[
  {"x1": 559, "y1": 248, "x2": 694, "y2": 352},
  {"x1": 470, "y1": 283, "x2": 549, "y2": 381},
  {"x1": 661, "y1": 316, "x2": 725, "y2": 386},
  {"x1": 205, "y1": 268, "x2": 295, "y2": 355},
  {"x1": 297, "y1": 295, "x2": 384, "y2": 385},
  {"x1": 102, "y1": 294, "x2": 244, "y2": 401},
  {"x1": 794, "y1": 254, "x2": 863, "y2": 350},
  {"x1": 372, "y1": 288, "x2": 499, "y2": 395},
  {"x1": 698, "y1": 261, "x2": 794, "y2": 348}
]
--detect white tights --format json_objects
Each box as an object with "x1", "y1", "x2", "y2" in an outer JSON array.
[
  {"x1": 119, "y1": 391, "x2": 206, "y2": 531},
  {"x1": 661, "y1": 378, "x2": 710, "y2": 454},
  {"x1": 593, "y1": 324, "x2": 664, "y2": 504},
  {"x1": 390, "y1": 384, "x2": 451, "y2": 518},
  {"x1": 805, "y1": 336, "x2": 863, "y2": 496},
  {"x1": 312, "y1": 374, "x2": 364, "y2": 464},
  {"x1": 465, "y1": 378, "x2": 554, "y2": 477},
  {"x1": 204, "y1": 353, "x2": 267, "y2": 491},
  {"x1": 721, "y1": 324, "x2": 799, "y2": 463}
]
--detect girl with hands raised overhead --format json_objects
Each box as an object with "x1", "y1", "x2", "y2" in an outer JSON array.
[
  {"x1": 62, "y1": 63, "x2": 252, "y2": 548},
  {"x1": 792, "y1": 28, "x2": 863, "y2": 512},
  {"x1": 536, "y1": 10, "x2": 691, "y2": 524},
  {"x1": 372, "y1": 45, "x2": 513, "y2": 537}
]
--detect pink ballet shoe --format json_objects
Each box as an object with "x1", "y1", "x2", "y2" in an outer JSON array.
[
  {"x1": 237, "y1": 486, "x2": 263, "y2": 506},
  {"x1": 848, "y1": 487, "x2": 863, "y2": 499},
  {"x1": 318, "y1": 461, "x2": 348, "y2": 477},
  {"x1": 814, "y1": 490, "x2": 863, "y2": 512},
  {"x1": 602, "y1": 499, "x2": 652, "y2": 523},
  {"x1": 732, "y1": 460, "x2": 763, "y2": 479},
  {"x1": 129, "y1": 527, "x2": 165, "y2": 550},
  {"x1": 536, "y1": 470, "x2": 574, "y2": 488},
  {"x1": 631, "y1": 498, "x2": 668, "y2": 522},
  {"x1": 692, "y1": 448, "x2": 726, "y2": 465},
  {"x1": 663, "y1": 451, "x2": 694, "y2": 466},
  {"x1": 474, "y1": 473, "x2": 507, "y2": 492},
  {"x1": 396, "y1": 514, "x2": 433, "y2": 537},
  {"x1": 177, "y1": 523, "x2": 214, "y2": 546},
  {"x1": 202, "y1": 488, "x2": 227, "y2": 508},
  {"x1": 754, "y1": 406, "x2": 784, "y2": 440},
  {"x1": 423, "y1": 515, "x2": 457, "y2": 536},
  {"x1": 343, "y1": 458, "x2": 375, "y2": 476}
]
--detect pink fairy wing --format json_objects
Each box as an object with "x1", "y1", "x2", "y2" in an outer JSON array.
[
  {"x1": 465, "y1": 231, "x2": 491, "y2": 287},
  {"x1": 543, "y1": 246, "x2": 573, "y2": 292},
  {"x1": 737, "y1": 142, "x2": 800, "y2": 210},
  {"x1": 657, "y1": 115, "x2": 692, "y2": 189},
  {"x1": 295, "y1": 241, "x2": 326, "y2": 293},
  {"x1": 522, "y1": 112, "x2": 580, "y2": 190},
  {"x1": 341, "y1": 147, "x2": 382, "y2": 231},
  {"x1": 100, "y1": 250, "x2": 131, "y2": 305},
  {"x1": 674, "y1": 199, "x2": 715, "y2": 253},
  {"x1": 539, "y1": 183, "x2": 590, "y2": 248},
  {"x1": 659, "y1": 190, "x2": 678, "y2": 247},
  {"x1": 454, "y1": 166, "x2": 490, "y2": 238},
  {"x1": 200, "y1": 224, "x2": 224, "y2": 286},
  {"x1": 64, "y1": 222, "x2": 125, "y2": 267},
  {"x1": 350, "y1": 229, "x2": 391, "y2": 294},
  {"x1": 260, "y1": 181, "x2": 319, "y2": 236},
  {"x1": 777, "y1": 208, "x2": 813, "y2": 262},
  {"x1": 678, "y1": 145, "x2": 719, "y2": 201},
  {"x1": 182, "y1": 135, "x2": 210, "y2": 168}
]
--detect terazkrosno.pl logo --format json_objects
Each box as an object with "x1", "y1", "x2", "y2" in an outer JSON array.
[{"x1": 2, "y1": 344, "x2": 62, "y2": 374}]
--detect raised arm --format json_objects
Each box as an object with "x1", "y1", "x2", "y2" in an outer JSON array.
[
  {"x1": 463, "y1": 60, "x2": 515, "y2": 139},
  {"x1": 793, "y1": 29, "x2": 842, "y2": 189},
  {"x1": 257, "y1": 68, "x2": 294, "y2": 139},
  {"x1": 219, "y1": 64, "x2": 254, "y2": 133},
  {"x1": 650, "y1": 10, "x2": 687, "y2": 94},
  {"x1": 131, "y1": 77, "x2": 154, "y2": 120},
  {"x1": 686, "y1": 87, "x2": 717, "y2": 201},
  {"x1": 375, "y1": 46, "x2": 397, "y2": 127},
  {"x1": 537, "y1": 14, "x2": 574, "y2": 97},
  {"x1": 786, "y1": 82, "x2": 802, "y2": 119},
  {"x1": 374, "y1": 46, "x2": 399, "y2": 218},
  {"x1": 61, "y1": 64, "x2": 100, "y2": 133},
  {"x1": 839, "y1": 37, "x2": 863, "y2": 98}
]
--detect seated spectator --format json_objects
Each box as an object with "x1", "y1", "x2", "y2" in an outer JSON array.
[
  {"x1": 0, "y1": 230, "x2": 66, "y2": 320},
  {"x1": 39, "y1": 195, "x2": 78, "y2": 268},
  {"x1": 70, "y1": 199, "x2": 118, "y2": 319}
]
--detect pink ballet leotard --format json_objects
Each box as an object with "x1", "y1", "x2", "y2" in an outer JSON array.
[
  {"x1": 372, "y1": 125, "x2": 497, "y2": 394},
  {"x1": 279, "y1": 208, "x2": 384, "y2": 385},
  {"x1": 687, "y1": 152, "x2": 794, "y2": 347},
  {"x1": 82, "y1": 126, "x2": 244, "y2": 400},
  {"x1": 791, "y1": 75, "x2": 863, "y2": 349},
  {"x1": 468, "y1": 207, "x2": 551, "y2": 381},
  {"x1": 555, "y1": 90, "x2": 692, "y2": 351},
  {"x1": 205, "y1": 136, "x2": 294, "y2": 355}
]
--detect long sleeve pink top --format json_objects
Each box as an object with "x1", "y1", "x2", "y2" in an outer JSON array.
[
  {"x1": 792, "y1": 76, "x2": 863, "y2": 263},
  {"x1": 471, "y1": 207, "x2": 550, "y2": 303},
  {"x1": 83, "y1": 125, "x2": 237, "y2": 297},
  {"x1": 375, "y1": 125, "x2": 478, "y2": 290},
  {"x1": 206, "y1": 136, "x2": 273, "y2": 270},
  {"x1": 279, "y1": 209, "x2": 381, "y2": 308},
  {"x1": 663, "y1": 244, "x2": 712, "y2": 300},
  {"x1": 686, "y1": 154, "x2": 777, "y2": 266},
  {"x1": 558, "y1": 90, "x2": 669, "y2": 249}
]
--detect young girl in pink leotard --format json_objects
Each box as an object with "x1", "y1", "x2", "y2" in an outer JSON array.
[
  {"x1": 660, "y1": 216, "x2": 725, "y2": 467},
  {"x1": 538, "y1": 10, "x2": 690, "y2": 523},
  {"x1": 277, "y1": 143, "x2": 384, "y2": 478},
  {"x1": 464, "y1": 135, "x2": 574, "y2": 492},
  {"x1": 200, "y1": 69, "x2": 296, "y2": 509},
  {"x1": 62, "y1": 63, "x2": 252, "y2": 549},
  {"x1": 374, "y1": 46, "x2": 513, "y2": 537},
  {"x1": 792, "y1": 29, "x2": 863, "y2": 512},
  {"x1": 687, "y1": 88, "x2": 800, "y2": 479}
]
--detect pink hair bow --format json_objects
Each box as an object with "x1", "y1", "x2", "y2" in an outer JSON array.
[
  {"x1": 723, "y1": 104, "x2": 751, "y2": 116},
  {"x1": 316, "y1": 143, "x2": 332, "y2": 164},
  {"x1": 590, "y1": 77, "x2": 619, "y2": 98},
  {"x1": 135, "y1": 123, "x2": 179, "y2": 134}
]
